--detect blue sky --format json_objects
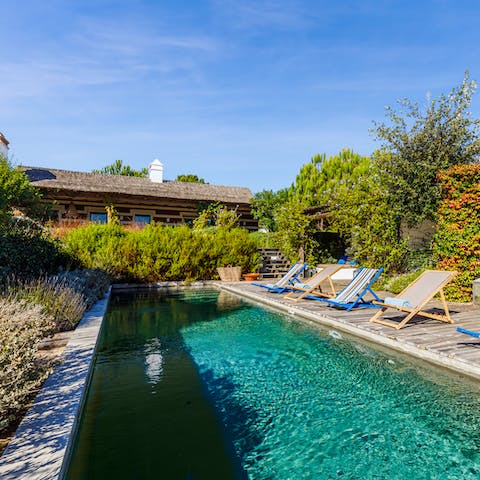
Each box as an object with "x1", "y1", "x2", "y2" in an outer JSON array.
[{"x1": 1, "y1": 0, "x2": 480, "y2": 192}]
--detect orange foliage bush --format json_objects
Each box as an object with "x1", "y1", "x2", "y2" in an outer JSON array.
[{"x1": 434, "y1": 164, "x2": 480, "y2": 301}]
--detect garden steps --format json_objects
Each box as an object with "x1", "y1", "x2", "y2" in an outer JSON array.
[{"x1": 258, "y1": 248, "x2": 291, "y2": 279}]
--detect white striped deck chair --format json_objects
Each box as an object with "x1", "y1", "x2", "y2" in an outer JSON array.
[{"x1": 306, "y1": 267, "x2": 383, "y2": 311}]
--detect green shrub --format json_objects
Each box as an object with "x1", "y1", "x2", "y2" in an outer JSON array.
[
  {"x1": 56, "y1": 269, "x2": 111, "y2": 309},
  {"x1": 5, "y1": 277, "x2": 86, "y2": 333},
  {"x1": 0, "y1": 218, "x2": 73, "y2": 281},
  {"x1": 0, "y1": 156, "x2": 43, "y2": 220},
  {"x1": 328, "y1": 154, "x2": 409, "y2": 273},
  {"x1": 248, "y1": 231, "x2": 280, "y2": 249},
  {"x1": 0, "y1": 269, "x2": 109, "y2": 436},
  {"x1": 433, "y1": 164, "x2": 480, "y2": 302},
  {"x1": 60, "y1": 223, "x2": 129, "y2": 277},
  {"x1": 402, "y1": 248, "x2": 434, "y2": 271},
  {"x1": 62, "y1": 224, "x2": 260, "y2": 282},
  {"x1": 3, "y1": 269, "x2": 110, "y2": 333},
  {"x1": 0, "y1": 299, "x2": 53, "y2": 431},
  {"x1": 274, "y1": 199, "x2": 320, "y2": 265},
  {"x1": 376, "y1": 270, "x2": 424, "y2": 295}
]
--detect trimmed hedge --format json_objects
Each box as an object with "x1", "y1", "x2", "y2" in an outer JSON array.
[
  {"x1": 62, "y1": 224, "x2": 261, "y2": 282},
  {"x1": 434, "y1": 164, "x2": 480, "y2": 302}
]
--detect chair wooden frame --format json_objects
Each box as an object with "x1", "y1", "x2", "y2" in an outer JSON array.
[
  {"x1": 284, "y1": 264, "x2": 343, "y2": 302},
  {"x1": 306, "y1": 267, "x2": 384, "y2": 311},
  {"x1": 369, "y1": 270, "x2": 457, "y2": 330}
]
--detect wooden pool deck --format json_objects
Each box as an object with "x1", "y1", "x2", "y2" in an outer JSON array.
[{"x1": 219, "y1": 281, "x2": 480, "y2": 381}]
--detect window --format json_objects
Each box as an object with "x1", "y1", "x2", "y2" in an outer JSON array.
[
  {"x1": 134, "y1": 214, "x2": 151, "y2": 225},
  {"x1": 90, "y1": 212, "x2": 108, "y2": 224}
]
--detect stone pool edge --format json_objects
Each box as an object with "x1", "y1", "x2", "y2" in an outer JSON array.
[
  {"x1": 218, "y1": 283, "x2": 480, "y2": 382},
  {"x1": 0, "y1": 288, "x2": 112, "y2": 480}
]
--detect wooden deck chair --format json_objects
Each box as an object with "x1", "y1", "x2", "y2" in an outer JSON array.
[
  {"x1": 306, "y1": 267, "x2": 384, "y2": 311},
  {"x1": 284, "y1": 264, "x2": 343, "y2": 302},
  {"x1": 369, "y1": 270, "x2": 457, "y2": 330},
  {"x1": 251, "y1": 263, "x2": 307, "y2": 293}
]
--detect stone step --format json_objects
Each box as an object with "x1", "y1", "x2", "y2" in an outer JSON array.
[{"x1": 258, "y1": 248, "x2": 291, "y2": 279}]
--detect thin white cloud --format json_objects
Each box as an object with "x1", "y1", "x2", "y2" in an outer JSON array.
[
  {"x1": 0, "y1": 59, "x2": 135, "y2": 100},
  {"x1": 74, "y1": 20, "x2": 220, "y2": 56},
  {"x1": 210, "y1": 0, "x2": 389, "y2": 31},
  {"x1": 0, "y1": 17, "x2": 221, "y2": 103},
  {"x1": 212, "y1": 0, "x2": 311, "y2": 29}
]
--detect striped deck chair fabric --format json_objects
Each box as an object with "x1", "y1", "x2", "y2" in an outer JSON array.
[
  {"x1": 307, "y1": 267, "x2": 383, "y2": 311},
  {"x1": 252, "y1": 263, "x2": 307, "y2": 293}
]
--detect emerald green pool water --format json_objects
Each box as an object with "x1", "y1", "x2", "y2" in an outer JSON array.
[{"x1": 66, "y1": 289, "x2": 480, "y2": 479}]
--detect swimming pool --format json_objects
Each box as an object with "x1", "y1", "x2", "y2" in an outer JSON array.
[{"x1": 66, "y1": 289, "x2": 480, "y2": 479}]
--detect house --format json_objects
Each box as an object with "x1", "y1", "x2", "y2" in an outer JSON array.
[{"x1": 23, "y1": 160, "x2": 258, "y2": 230}]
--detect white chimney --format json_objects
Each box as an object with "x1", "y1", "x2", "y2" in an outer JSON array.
[
  {"x1": 149, "y1": 159, "x2": 163, "y2": 183},
  {"x1": 0, "y1": 132, "x2": 9, "y2": 158}
]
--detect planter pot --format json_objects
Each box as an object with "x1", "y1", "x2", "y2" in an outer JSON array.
[
  {"x1": 217, "y1": 266, "x2": 242, "y2": 282},
  {"x1": 243, "y1": 273, "x2": 260, "y2": 281}
]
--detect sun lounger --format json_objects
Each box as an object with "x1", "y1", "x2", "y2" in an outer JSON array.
[
  {"x1": 369, "y1": 270, "x2": 457, "y2": 330},
  {"x1": 252, "y1": 262, "x2": 307, "y2": 293},
  {"x1": 284, "y1": 264, "x2": 343, "y2": 302},
  {"x1": 305, "y1": 267, "x2": 383, "y2": 311}
]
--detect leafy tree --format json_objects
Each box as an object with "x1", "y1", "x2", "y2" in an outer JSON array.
[
  {"x1": 0, "y1": 156, "x2": 43, "y2": 221},
  {"x1": 328, "y1": 154, "x2": 408, "y2": 272},
  {"x1": 268, "y1": 150, "x2": 371, "y2": 264},
  {"x1": 250, "y1": 188, "x2": 289, "y2": 231},
  {"x1": 176, "y1": 174, "x2": 205, "y2": 183},
  {"x1": 291, "y1": 149, "x2": 370, "y2": 206},
  {"x1": 193, "y1": 202, "x2": 239, "y2": 229},
  {"x1": 105, "y1": 204, "x2": 120, "y2": 225},
  {"x1": 215, "y1": 207, "x2": 239, "y2": 229},
  {"x1": 372, "y1": 71, "x2": 480, "y2": 226},
  {"x1": 193, "y1": 202, "x2": 222, "y2": 228},
  {"x1": 290, "y1": 153, "x2": 325, "y2": 206},
  {"x1": 274, "y1": 199, "x2": 319, "y2": 264},
  {"x1": 92, "y1": 160, "x2": 147, "y2": 177}
]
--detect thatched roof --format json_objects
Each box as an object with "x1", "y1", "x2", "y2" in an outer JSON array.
[{"x1": 22, "y1": 166, "x2": 253, "y2": 204}]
